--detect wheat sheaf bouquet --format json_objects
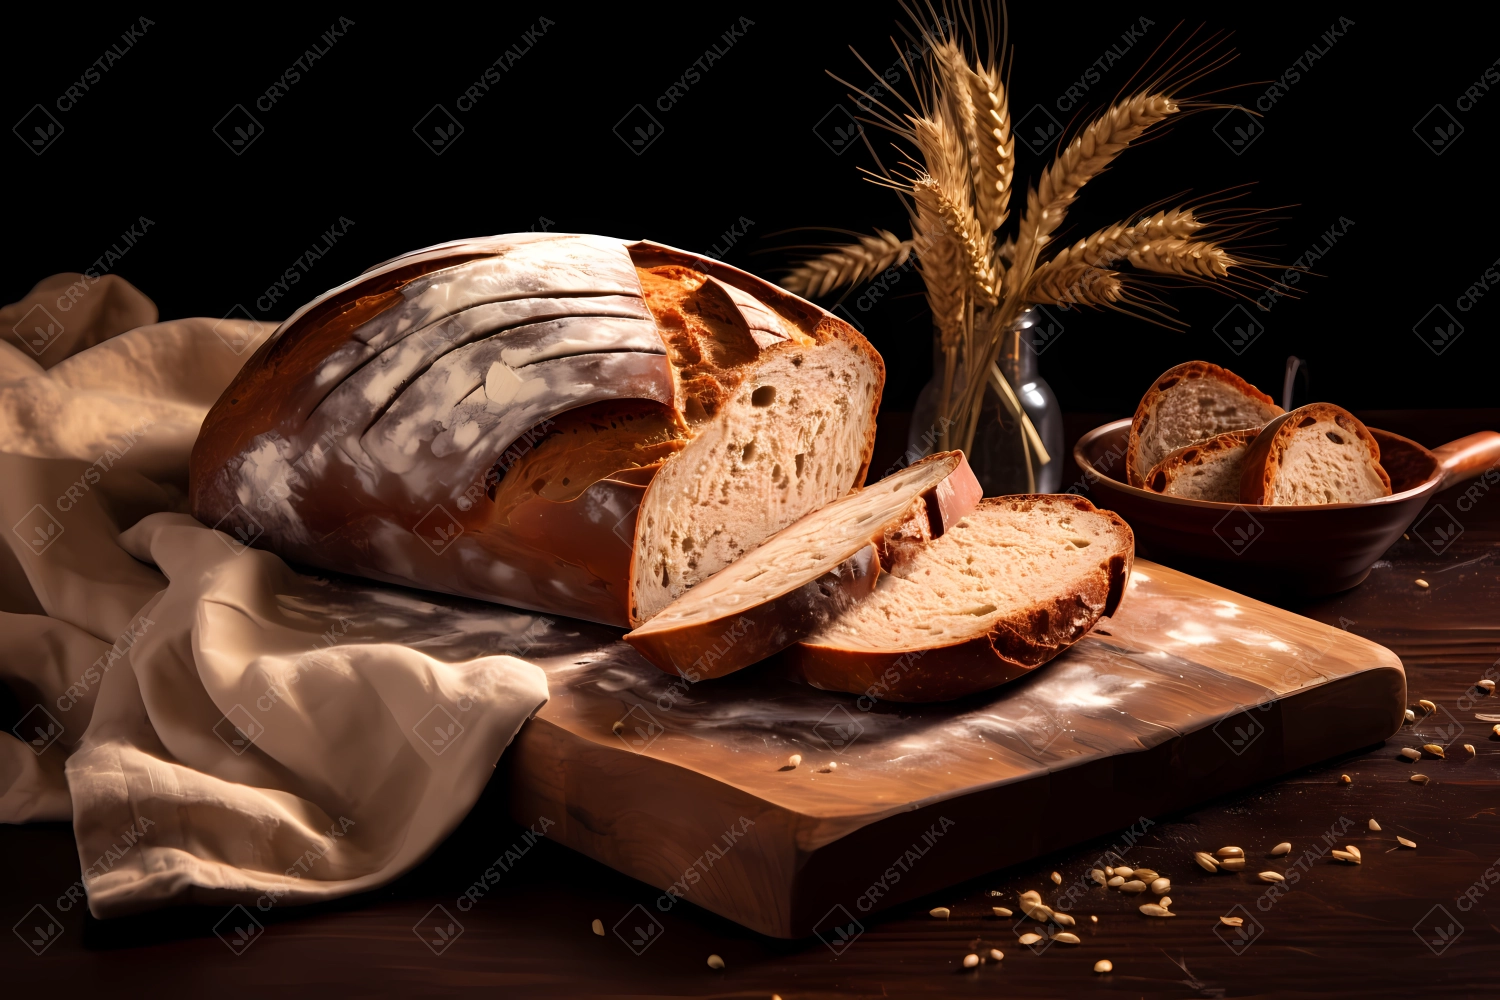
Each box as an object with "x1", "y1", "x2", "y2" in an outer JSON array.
[{"x1": 782, "y1": 5, "x2": 1277, "y2": 469}]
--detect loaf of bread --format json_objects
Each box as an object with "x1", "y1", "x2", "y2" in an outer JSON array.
[
  {"x1": 623, "y1": 451, "x2": 981, "y2": 680},
  {"x1": 1126, "y1": 361, "x2": 1282, "y2": 487},
  {"x1": 1239, "y1": 403, "x2": 1392, "y2": 505},
  {"x1": 189, "y1": 234, "x2": 884, "y2": 627},
  {"x1": 1143, "y1": 428, "x2": 1260, "y2": 502},
  {"x1": 788, "y1": 495, "x2": 1133, "y2": 702}
]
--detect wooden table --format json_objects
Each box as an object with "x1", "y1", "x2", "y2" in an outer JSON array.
[{"x1": 5, "y1": 410, "x2": 1499, "y2": 997}]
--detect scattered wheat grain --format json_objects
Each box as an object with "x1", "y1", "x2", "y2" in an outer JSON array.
[
  {"x1": 930, "y1": 907, "x2": 951, "y2": 919},
  {"x1": 1018, "y1": 932, "x2": 1043, "y2": 945},
  {"x1": 1139, "y1": 903, "x2": 1175, "y2": 917},
  {"x1": 1272, "y1": 842, "x2": 1291, "y2": 855},
  {"x1": 1216, "y1": 847, "x2": 1244, "y2": 859},
  {"x1": 1195, "y1": 852, "x2": 1219, "y2": 872},
  {"x1": 1094, "y1": 959, "x2": 1113, "y2": 973},
  {"x1": 993, "y1": 906, "x2": 1012, "y2": 917},
  {"x1": 1151, "y1": 878, "x2": 1171, "y2": 895},
  {"x1": 1397, "y1": 836, "x2": 1416, "y2": 848},
  {"x1": 707, "y1": 954, "x2": 725, "y2": 970},
  {"x1": 963, "y1": 953, "x2": 979, "y2": 968},
  {"x1": 591, "y1": 919, "x2": 604, "y2": 936}
]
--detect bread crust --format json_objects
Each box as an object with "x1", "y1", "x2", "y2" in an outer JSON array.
[
  {"x1": 188, "y1": 235, "x2": 884, "y2": 627},
  {"x1": 623, "y1": 452, "x2": 980, "y2": 678},
  {"x1": 1239, "y1": 403, "x2": 1392, "y2": 505},
  {"x1": 787, "y1": 495, "x2": 1135, "y2": 703},
  {"x1": 1126, "y1": 361, "x2": 1281, "y2": 487},
  {"x1": 1143, "y1": 427, "x2": 1260, "y2": 499}
]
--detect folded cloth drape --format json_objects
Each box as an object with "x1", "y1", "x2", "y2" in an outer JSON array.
[{"x1": 0, "y1": 275, "x2": 549, "y2": 917}]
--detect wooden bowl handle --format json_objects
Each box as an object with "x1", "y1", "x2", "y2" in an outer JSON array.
[{"x1": 1433, "y1": 431, "x2": 1500, "y2": 489}]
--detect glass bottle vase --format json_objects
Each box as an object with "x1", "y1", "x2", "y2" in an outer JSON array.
[{"x1": 905, "y1": 309, "x2": 1064, "y2": 495}]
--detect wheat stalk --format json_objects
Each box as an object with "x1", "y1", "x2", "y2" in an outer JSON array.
[
  {"x1": 1127, "y1": 239, "x2": 1238, "y2": 278},
  {"x1": 781, "y1": 230, "x2": 915, "y2": 297},
  {"x1": 1012, "y1": 93, "x2": 1180, "y2": 274},
  {"x1": 911, "y1": 108, "x2": 998, "y2": 306},
  {"x1": 910, "y1": 178, "x2": 968, "y2": 346},
  {"x1": 967, "y1": 61, "x2": 1013, "y2": 235},
  {"x1": 1025, "y1": 260, "x2": 1125, "y2": 308}
]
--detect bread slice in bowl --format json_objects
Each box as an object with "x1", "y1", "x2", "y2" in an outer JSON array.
[
  {"x1": 1143, "y1": 428, "x2": 1260, "y2": 502},
  {"x1": 1239, "y1": 403, "x2": 1392, "y2": 505},
  {"x1": 623, "y1": 451, "x2": 981, "y2": 680},
  {"x1": 1126, "y1": 361, "x2": 1282, "y2": 487},
  {"x1": 787, "y1": 495, "x2": 1133, "y2": 703}
]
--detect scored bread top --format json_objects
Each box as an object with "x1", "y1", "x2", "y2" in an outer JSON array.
[
  {"x1": 801, "y1": 494, "x2": 1132, "y2": 655},
  {"x1": 1143, "y1": 427, "x2": 1260, "y2": 503},
  {"x1": 1240, "y1": 403, "x2": 1392, "y2": 505},
  {"x1": 1126, "y1": 361, "x2": 1282, "y2": 487},
  {"x1": 626, "y1": 451, "x2": 975, "y2": 637}
]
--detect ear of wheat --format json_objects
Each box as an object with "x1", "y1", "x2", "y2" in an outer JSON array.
[
  {"x1": 783, "y1": 12, "x2": 1272, "y2": 466},
  {"x1": 781, "y1": 230, "x2": 915, "y2": 298}
]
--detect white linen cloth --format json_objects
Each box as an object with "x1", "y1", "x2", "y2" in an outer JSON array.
[{"x1": 0, "y1": 275, "x2": 550, "y2": 917}]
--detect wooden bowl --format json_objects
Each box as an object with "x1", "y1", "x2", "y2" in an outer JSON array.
[{"x1": 1073, "y1": 420, "x2": 1500, "y2": 597}]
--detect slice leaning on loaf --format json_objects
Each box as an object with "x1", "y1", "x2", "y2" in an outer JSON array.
[
  {"x1": 1127, "y1": 361, "x2": 1282, "y2": 486},
  {"x1": 1239, "y1": 403, "x2": 1392, "y2": 505},
  {"x1": 1143, "y1": 428, "x2": 1260, "y2": 502},
  {"x1": 623, "y1": 451, "x2": 981, "y2": 680},
  {"x1": 788, "y1": 495, "x2": 1134, "y2": 703}
]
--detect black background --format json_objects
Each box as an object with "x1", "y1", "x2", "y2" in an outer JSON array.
[{"x1": 4, "y1": 4, "x2": 1496, "y2": 415}]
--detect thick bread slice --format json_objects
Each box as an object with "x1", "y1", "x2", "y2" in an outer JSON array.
[
  {"x1": 1127, "y1": 361, "x2": 1282, "y2": 486},
  {"x1": 789, "y1": 495, "x2": 1133, "y2": 703},
  {"x1": 1143, "y1": 428, "x2": 1260, "y2": 502},
  {"x1": 624, "y1": 452, "x2": 981, "y2": 680},
  {"x1": 1240, "y1": 403, "x2": 1392, "y2": 505}
]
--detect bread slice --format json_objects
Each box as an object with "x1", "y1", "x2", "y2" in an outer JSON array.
[
  {"x1": 1126, "y1": 361, "x2": 1282, "y2": 487},
  {"x1": 788, "y1": 495, "x2": 1133, "y2": 703},
  {"x1": 1240, "y1": 403, "x2": 1392, "y2": 505},
  {"x1": 1143, "y1": 428, "x2": 1260, "y2": 502},
  {"x1": 624, "y1": 451, "x2": 981, "y2": 680}
]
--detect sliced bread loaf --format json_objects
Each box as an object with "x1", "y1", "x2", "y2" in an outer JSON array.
[
  {"x1": 788, "y1": 495, "x2": 1133, "y2": 703},
  {"x1": 1127, "y1": 361, "x2": 1282, "y2": 486},
  {"x1": 623, "y1": 451, "x2": 981, "y2": 680},
  {"x1": 1143, "y1": 428, "x2": 1260, "y2": 502},
  {"x1": 1240, "y1": 403, "x2": 1392, "y2": 505}
]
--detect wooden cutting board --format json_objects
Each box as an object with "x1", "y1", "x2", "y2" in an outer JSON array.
[{"x1": 505, "y1": 559, "x2": 1406, "y2": 939}]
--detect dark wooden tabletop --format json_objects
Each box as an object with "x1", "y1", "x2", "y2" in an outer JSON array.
[{"x1": 5, "y1": 409, "x2": 1499, "y2": 998}]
